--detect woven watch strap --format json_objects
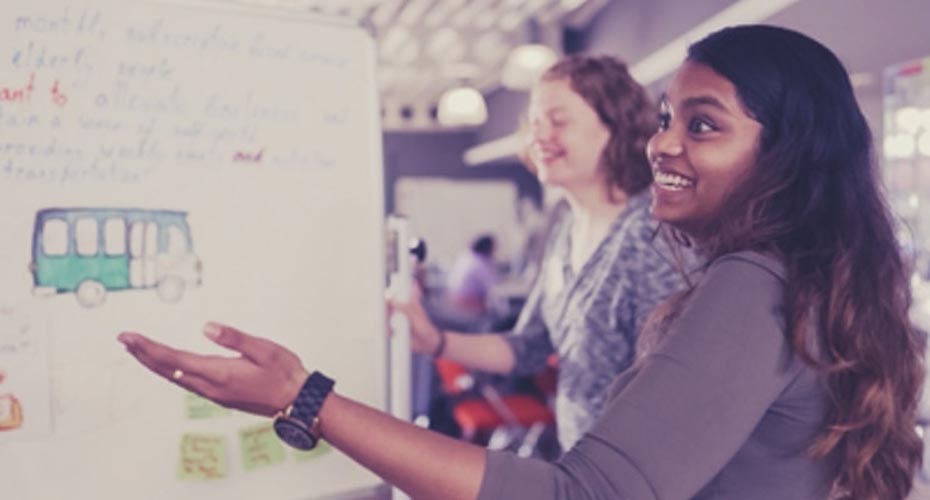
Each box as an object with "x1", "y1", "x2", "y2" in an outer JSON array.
[{"x1": 290, "y1": 371, "x2": 335, "y2": 424}]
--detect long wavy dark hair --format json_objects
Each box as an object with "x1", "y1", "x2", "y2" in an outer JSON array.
[
  {"x1": 676, "y1": 25, "x2": 924, "y2": 500},
  {"x1": 540, "y1": 54, "x2": 657, "y2": 196}
]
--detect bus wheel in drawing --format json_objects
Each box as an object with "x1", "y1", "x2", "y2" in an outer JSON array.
[
  {"x1": 76, "y1": 280, "x2": 106, "y2": 308},
  {"x1": 157, "y1": 276, "x2": 185, "y2": 303}
]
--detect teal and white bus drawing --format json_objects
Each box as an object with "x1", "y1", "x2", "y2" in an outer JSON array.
[{"x1": 30, "y1": 208, "x2": 203, "y2": 308}]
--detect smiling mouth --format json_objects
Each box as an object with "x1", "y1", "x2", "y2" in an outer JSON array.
[
  {"x1": 535, "y1": 149, "x2": 564, "y2": 163},
  {"x1": 653, "y1": 170, "x2": 695, "y2": 191}
]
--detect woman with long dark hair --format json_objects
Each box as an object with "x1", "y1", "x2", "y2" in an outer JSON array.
[
  {"x1": 119, "y1": 25, "x2": 924, "y2": 499},
  {"x1": 646, "y1": 25, "x2": 925, "y2": 499}
]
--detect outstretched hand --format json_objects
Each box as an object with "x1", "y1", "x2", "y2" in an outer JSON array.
[
  {"x1": 386, "y1": 283, "x2": 444, "y2": 355},
  {"x1": 118, "y1": 322, "x2": 309, "y2": 417}
]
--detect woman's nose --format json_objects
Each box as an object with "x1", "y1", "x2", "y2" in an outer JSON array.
[
  {"x1": 531, "y1": 121, "x2": 552, "y2": 143},
  {"x1": 647, "y1": 128, "x2": 683, "y2": 162}
]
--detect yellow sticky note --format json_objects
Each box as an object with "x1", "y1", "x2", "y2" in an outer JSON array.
[
  {"x1": 184, "y1": 393, "x2": 231, "y2": 420},
  {"x1": 294, "y1": 440, "x2": 332, "y2": 462},
  {"x1": 177, "y1": 433, "x2": 227, "y2": 481},
  {"x1": 239, "y1": 423, "x2": 286, "y2": 472}
]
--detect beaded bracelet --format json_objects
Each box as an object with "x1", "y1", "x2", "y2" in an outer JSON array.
[{"x1": 432, "y1": 328, "x2": 447, "y2": 358}]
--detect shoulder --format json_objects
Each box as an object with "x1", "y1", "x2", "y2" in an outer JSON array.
[
  {"x1": 685, "y1": 251, "x2": 787, "y2": 325},
  {"x1": 651, "y1": 252, "x2": 792, "y2": 368},
  {"x1": 703, "y1": 251, "x2": 786, "y2": 287}
]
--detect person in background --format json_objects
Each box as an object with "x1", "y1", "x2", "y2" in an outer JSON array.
[
  {"x1": 118, "y1": 25, "x2": 925, "y2": 500},
  {"x1": 445, "y1": 234, "x2": 500, "y2": 315},
  {"x1": 390, "y1": 54, "x2": 692, "y2": 450}
]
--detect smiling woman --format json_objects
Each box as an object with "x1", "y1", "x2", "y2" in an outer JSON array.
[
  {"x1": 649, "y1": 62, "x2": 762, "y2": 239},
  {"x1": 388, "y1": 54, "x2": 692, "y2": 451},
  {"x1": 119, "y1": 25, "x2": 925, "y2": 500}
]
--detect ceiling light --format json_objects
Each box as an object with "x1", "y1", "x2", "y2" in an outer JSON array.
[
  {"x1": 500, "y1": 44, "x2": 559, "y2": 90},
  {"x1": 437, "y1": 85, "x2": 488, "y2": 127}
]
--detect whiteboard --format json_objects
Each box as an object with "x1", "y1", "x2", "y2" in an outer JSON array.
[{"x1": 0, "y1": 1, "x2": 387, "y2": 499}]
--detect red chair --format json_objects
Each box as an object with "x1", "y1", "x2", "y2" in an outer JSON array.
[{"x1": 434, "y1": 358, "x2": 556, "y2": 457}]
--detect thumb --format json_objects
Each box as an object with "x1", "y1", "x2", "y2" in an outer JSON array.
[{"x1": 204, "y1": 322, "x2": 276, "y2": 362}]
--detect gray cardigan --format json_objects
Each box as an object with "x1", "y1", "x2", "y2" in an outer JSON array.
[
  {"x1": 505, "y1": 192, "x2": 689, "y2": 449},
  {"x1": 478, "y1": 252, "x2": 836, "y2": 500}
]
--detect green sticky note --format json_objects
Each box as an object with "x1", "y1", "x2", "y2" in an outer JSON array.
[
  {"x1": 239, "y1": 423, "x2": 286, "y2": 472},
  {"x1": 184, "y1": 393, "x2": 231, "y2": 419},
  {"x1": 294, "y1": 440, "x2": 332, "y2": 462},
  {"x1": 177, "y1": 433, "x2": 227, "y2": 481}
]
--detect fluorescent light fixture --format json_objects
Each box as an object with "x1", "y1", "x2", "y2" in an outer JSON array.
[
  {"x1": 630, "y1": 0, "x2": 801, "y2": 85},
  {"x1": 464, "y1": 133, "x2": 522, "y2": 166}
]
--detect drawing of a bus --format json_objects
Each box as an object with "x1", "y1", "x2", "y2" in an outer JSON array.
[{"x1": 29, "y1": 208, "x2": 202, "y2": 308}]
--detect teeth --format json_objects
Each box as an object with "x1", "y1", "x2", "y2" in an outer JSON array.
[{"x1": 654, "y1": 171, "x2": 694, "y2": 190}]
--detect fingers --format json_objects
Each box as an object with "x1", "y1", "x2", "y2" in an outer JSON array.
[
  {"x1": 203, "y1": 322, "x2": 280, "y2": 364},
  {"x1": 385, "y1": 282, "x2": 422, "y2": 307},
  {"x1": 124, "y1": 340, "x2": 215, "y2": 396},
  {"x1": 118, "y1": 332, "x2": 228, "y2": 383}
]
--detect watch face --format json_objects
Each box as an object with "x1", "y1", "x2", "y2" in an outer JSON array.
[{"x1": 273, "y1": 418, "x2": 317, "y2": 451}]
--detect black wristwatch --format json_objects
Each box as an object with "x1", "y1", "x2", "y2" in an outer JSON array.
[{"x1": 273, "y1": 371, "x2": 335, "y2": 450}]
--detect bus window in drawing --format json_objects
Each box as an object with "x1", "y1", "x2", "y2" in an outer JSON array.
[{"x1": 29, "y1": 208, "x2": 203, "y2": 308}]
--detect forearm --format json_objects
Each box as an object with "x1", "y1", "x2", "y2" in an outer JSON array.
[
  {"x1": 320, "y1": 392, "x2": 486, "y2": 500},
  {"x1": 441, "y1": 332, "x2": 515, "y2": 374}
]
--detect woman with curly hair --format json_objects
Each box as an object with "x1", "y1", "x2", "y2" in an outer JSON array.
[
  {"x1": 391, "y1": 53, "x2": 690, "y2": 450},
  {"x1": 120, "y1": 25, "x2": 924, "y2": 500}
]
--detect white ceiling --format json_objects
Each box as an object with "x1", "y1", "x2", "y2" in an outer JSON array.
[{"x1": 221, "y1": 0, "x2": 608, "y2": 129}]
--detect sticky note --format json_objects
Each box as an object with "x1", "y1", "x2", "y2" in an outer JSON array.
[
  {"x1": 177, "y1": 433, "x2": 227, "y2": 481},
  {"x1": 239, "y1": 423, "x2": 286, "y2": 472}
]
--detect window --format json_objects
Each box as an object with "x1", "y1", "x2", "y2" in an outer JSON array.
[
  {"x1": 130, "y1": 222, "x2": 144, "y2": 258},
  {"x1": 42, "y1": 219, "x2": 68, "y2": 256},
  {"x1": 145, "y1": 222, "x2": 157, "y2": 257},
  {"x1": 130, "y1": 221, "x2": 158, "y2": 257},
  {"x1": 75, "y1": 218, "x2": 98, "y2": 256},
  {"x1": 166, "y1": 225, "x2": 187, "y2": 255},
  {"x1": 104, "y1": 218, "x2": 126, "y2": 255}
]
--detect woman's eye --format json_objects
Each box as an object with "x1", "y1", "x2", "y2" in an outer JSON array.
[{"x1": 688, "y1": 118, "x2": 716, "y2": 134}]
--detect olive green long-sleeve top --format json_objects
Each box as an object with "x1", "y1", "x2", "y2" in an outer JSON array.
[{"x1": 478, "y1": 252, "x2": 835, "y2": 500}]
